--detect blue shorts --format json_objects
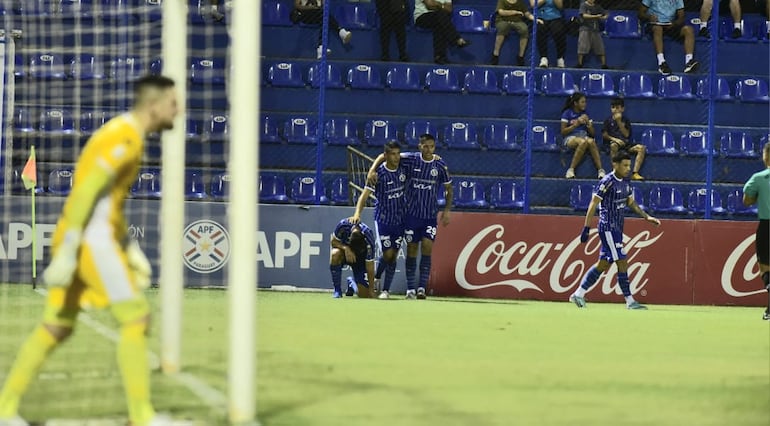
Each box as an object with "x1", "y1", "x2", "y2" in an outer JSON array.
[
  {"x1": 598, "y1": 229, "x2": 627, "y2": 263},
  {"x1": 375, "y1": 222, "x2": 404, "y2": 253},
  {"x1": 404, "y1": 215, "x2": 438, "y2": 244}
]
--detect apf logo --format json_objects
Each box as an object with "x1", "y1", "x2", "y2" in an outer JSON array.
[{"x1": 183, "y1": 220, "x2": 231, "y2": 273}]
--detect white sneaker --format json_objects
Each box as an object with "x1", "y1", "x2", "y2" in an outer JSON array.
[
  {"x1": 565, "y1": 168, "x2": 575, "y2": 179},
  {"x1": 598, "y1": 168, "x2": 606, "y2": 178},
  {"x1": 539, "y1": 57, "x2": 548, "y2": 68},
  {"x1": 556, "y1": 57, "x2": 565, "y2": 68},
  {"x1": 0, "y1": 416, "x2": 29, "y2": 426},
  {"x1": 378, "y1": 290, "x2": 390, "y2": 299},
  {"x1": 317, "y1": 45, "x2": 331, "y2": 59},
  {"x1": 339, "y1": 29, "x2": 352, "y2": 44},
  {"x1": 405, "y1": 289, "x2": 416, "y2": 299}
]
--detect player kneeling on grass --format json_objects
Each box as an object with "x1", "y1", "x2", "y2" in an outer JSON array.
[
  {"x1": 0, "y1": 76, "x2": 182, "y2": 426},
  {"x1": 330, "y1": 218, "x2": 377, "y2": 298},
  {"x1": 569, "y1": 151, "x2": 661, "y2": 310}
]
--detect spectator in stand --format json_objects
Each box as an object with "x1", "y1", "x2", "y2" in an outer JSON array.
[
  {"x1": 291, "y1": 0, "x2": 353, "y2": 59},
  {"x1": 414, "y1": 0, "x2": 471, "y2": 65},
  {"x1": 576, "y1": 0, "x2": 609, "y2": 68},
  {"x1": 602, "y1": 97, "x2": 645, "y2": 181},
  {"x1": 491, "y1": 0, "x2": 540, "y2": 66},
  {"x1": 376, "y1": 0, "x2": 410, "y2": 62},
  {"x1": 697, "y1": 0, "x2": 743, "y2": 38},
  {"x1": 207, "y1": 0, "x2": 227, "y2": 21},
  {"x1": 638, "y1": 0, "x2": 699, "y2": 75},
  {"x1": 561, "y1": 92, "x2": 605, "y2": 179},
  {"x1": 530, "y1": 0, "x2": 567, "y2": 68}
]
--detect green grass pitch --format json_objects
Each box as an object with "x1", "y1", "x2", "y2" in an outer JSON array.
[{"x1": 0, "y1": 284, "x2": 768, "y2": 425}]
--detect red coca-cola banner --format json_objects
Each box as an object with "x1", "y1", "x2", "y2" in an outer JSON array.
[{"x1": 429, "y1": 213, "x2": 767, "y2": 307}]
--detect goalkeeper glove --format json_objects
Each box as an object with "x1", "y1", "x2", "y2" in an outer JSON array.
[
  {"x1": 43, "y1": 229, "x2": 82, "y2": 287},
  {"x1": 126, "y1": 239, "x2": 152, "y2": 290},
  {"x1": 580, "y1": 226, "x2": 590, "y2": 243}
]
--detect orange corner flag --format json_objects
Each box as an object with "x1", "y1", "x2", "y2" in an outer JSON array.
[{"x1": 21, "y1": 146, "x2": 37, "y2": 190}]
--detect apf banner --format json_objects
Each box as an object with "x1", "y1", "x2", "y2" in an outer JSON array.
[{"x1": 428, "y1": 212, "x2": 766, "y2": 307}]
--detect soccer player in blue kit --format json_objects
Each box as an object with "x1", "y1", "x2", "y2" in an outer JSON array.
[
  {"x1": 569, "y1": 151, "x2": 661, "y2": 310},
  {"x1": 350, "y1": 141, "x2": 408, "y2": 299},
  {"x1": 329, "y1": 218, "x2": 377, "y2": 298}
]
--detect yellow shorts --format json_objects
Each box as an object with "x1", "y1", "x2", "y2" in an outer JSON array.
[{"x1": 43, "y1": 235, "x2": 149, "y2": 327}]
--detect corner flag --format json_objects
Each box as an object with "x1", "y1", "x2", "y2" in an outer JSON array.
[{"x1": 21, "y1": 146, "x2": 36, "y2": 190}]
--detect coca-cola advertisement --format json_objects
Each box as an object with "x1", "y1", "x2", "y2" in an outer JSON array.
[{"x1": 429, "y1": 213, "x2": 766, "y2": 307}]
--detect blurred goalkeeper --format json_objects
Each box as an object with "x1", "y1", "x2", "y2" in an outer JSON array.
[
  {"x1": 330, "y1": 218, "x2": 377, "y2": 298},
  {"x1": 0, "y1": 75, "x2": 179, "y2": 426}
]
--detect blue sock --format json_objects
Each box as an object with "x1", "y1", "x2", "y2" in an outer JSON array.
[
  {"x1": 581, "y1": 266, "x2": 602, "y2": 290},
  {"x1": 330, "y1": 264, "x2": 342, "y2": 293},
  {"x1": 406, "y1": 256, "x2": 417, "y2": 290},
  {"x1": 383, "y1": 262, "x2": 396, "y2": 291},
  {"x1": 618, "y1": 272, "x2": 631, "y2": 297},
  {"x1": 375, "y1": 258, "x2": 386, "y2": 279},
  {"x1": 418, "y1": 255, "x2": 432, "y2": 289}
]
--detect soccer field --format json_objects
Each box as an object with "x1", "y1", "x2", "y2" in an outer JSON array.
[{"x1": 0, "y1": 284, "x2": 768, "y2": 425}]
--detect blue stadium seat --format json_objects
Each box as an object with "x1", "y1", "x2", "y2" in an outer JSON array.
[
  {"x1": 14, "y1": 108, "x2": 37, "y2": 133},
  {"x1": 688, "y1": 188, "x2": 726, "y2": 215},
  {"x1": 719, "y1": 17, "x2": 756, "y2": 42},
  {"x1": 210, "y1": 171, "x2": 230, "y2": 201},
  {"x1": 649, "y1": 186, "x2": 687, "y2": 214},
  {"x1": 680, "y1": 130, "x2": 714, "y2": 156},
  {"x1": 329, "y1": 177, "x2": 350, "y2": 205},
  {"x1": 734, "y1": 77, "x2": 769, "y2": 102},
  {"x1": 425, "y1": 67, "x2": 461, "y2": 93},
  {"x1": 29, "y1": 53, "x2": 67, "y2": 80},
  {"x1": 364, "y1": 119, "x2": 397, "y2": 146},
  {"x1": 110, "y1": 57, "x2": 145, "y2": 81},
  {"x1": 483, "y1": 122, "x2": 521, "y2": 151},
  {"x1": 308, "y1": 63, "x2": 344, "y2": 89},
  {"x1": 489, "y1": 180, "x2": 524, "y2": 210},
  {"x1": 727, "y1": 189, "x2": 757, "y2": 216},
  {"x1": 283, "y1": 117, "x2": 317, "y2": 144},
  {"x1": 138, "y1": 0, "x2": 163, "y2": 22},
  {"x1": 437, "y1": 187, "x2": 447, "y2": 207},
  {"x1": 641, "y1": 128, "x2": 677, "y2": 155},
  {"x1": 695, "y1": 76, "x2": 731, "y2": 100},
  {"x1": 336, "y1": 3, "x2": 373, "y2": 30},
  {"x1": 47, "y1": 168, "x2": 74, "y2": 196},
  {"x1": 39, "y1": 109, "x2": 76, "y2": 134},
  {"x1": 80, "y1": 110, "x2": 110, "y2": 135},
  {"x1": 720, "y1": 131, "x2": 756, "y2": 158},
  {"x1": 326, "y1": 118, "x2": 360, "y2": 146},
  {"x1": 190, "y1": 57, "x2": 226, "y2": 85},
  {"x1": 569, "y1": 184, "x2": 594, "y2": 211},
  {"x1": 267, "y1": 62, "x2": 305, "y2": 87},
  {"x1": 404, "y1": 120, "x2": 438, "y2": 147},
  {"x1": 11, "y1": 168, "x2": 44, "y2": 195},
  {"x1": 185, "y1": 116, "x2": 202, "y2": 141},
  {"x1": 386, "y1": 64, "x2": 421, "y2": 91},
  {"x1": 530, "y1": 125, "x2": 558, "y2": 151},
  {"x1": 151, "y1": 58, "x2": 164, "y2": 76},
  {"x1": 347, "y1": 64, "x2": 383, "y2": 90},
  {"x1": 291, "y1": 176, "x2": 329, "y2": 204},
  {"x1": 184, "y1": 170, "x2": 208, "y2": 200},
  {"x1": 463, "y1": 69, "x2": 499, "y2": 94},
  {"x1": 631, "y1": 187, "x2": 646, "y2": 211},
  {"x1": 540, "y1": 70, "x2": 576, "y2": 95},
  {"x1": 203, "y1": 113, "x2": 229, "y2": 141},
  {"x1": 263, "y1": 0, "x2": 292, "y2": 26},
  {"x1": 759, "y1": 20, "x2": 769, "y2": 42},
  {"x1": 761, "y1": 134, "x2": 770, "y2": 149},
  {"x1": 618, "y1": 73, "x2": 655, "y2": 98},
  {"x1": 443, "y1": 122, "x2": 480, "y2": 149},
  {"x1": 657, "y1": 75, "x2": 694, "y2": 99},
  {"x1": 604, "y1": 11, "x2": 641, "y2": 38},
  {"x1": 452, "y1": 7, "x2": 486, "y2": 33},
  {"x1": 14, "y1": 54, "x2": 26, "y2": 79},
  {"x1": 579, "y1": 72, "x2": 615, "y2": 97},
  {"x1": 260, "y1": 114, "x2": 282, "y2": 143},
  {"x1": 131, "y1": 169, "x2": 162, "y2": 199},
  {"x1": 70, "y1": 54, "x2": 106, "y2": 80},
  {"x1": 454, "y1": 179, "x2": 488, "y2": 209},
  {"x1": 502, "y1": 70, "x2": 530, "y2": 94},
  {"x1": 260, "y1": 174, "x2": 290, "y2": 204}
]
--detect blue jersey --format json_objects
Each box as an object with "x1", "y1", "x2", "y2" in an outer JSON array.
[
  {"x1": 594, "y1": 172, "x2": 633, "y2": 232},
  {"x1": 332, "y1": 219, "x2": 377, "y2": 262},
  {"x1": 561, "y1": 108, "x2": 592, "y2": 138},
  {"x1": 401, "y1": 152, "x2": 452, "y2": 219},
  {"x1": 366, "y1": 162, "x2": 407, "y2": 226}
]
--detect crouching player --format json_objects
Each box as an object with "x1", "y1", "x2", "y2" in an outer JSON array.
[{"x1": 330, "y1": 218, "x2": 377, "y2": 298}]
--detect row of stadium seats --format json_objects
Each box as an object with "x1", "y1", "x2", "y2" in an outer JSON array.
[
  {"x1": 1, "y1": 0, "x2": 219, "y2": 22},
  {"x1": 266, "y1": 62, "x2": 770, "y2": 102},
  {"x1": 261, "y1": 1, "x2": 770, "y2": 43},
  {"x1": 262, "y1": 115, "x2": 770, "y2": 156},
  {"x1": 13, "y1": 54, "x2": 225, "y2": 84}
]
